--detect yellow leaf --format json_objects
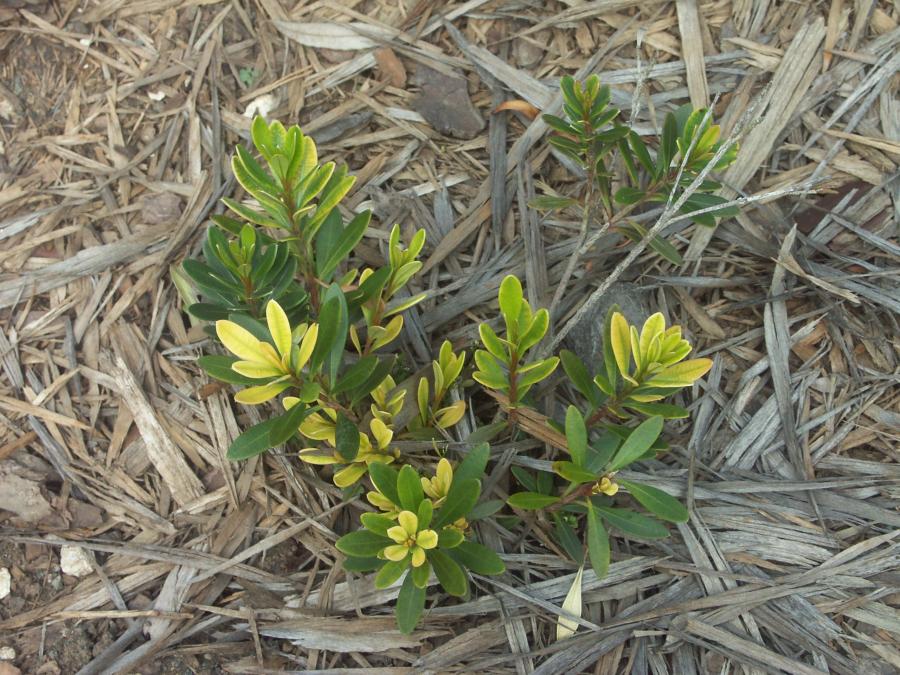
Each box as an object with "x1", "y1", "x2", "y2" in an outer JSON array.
[
  {"x1": 639, "y1": 313, "x2": 665, "y2": 363},
  {"x1": 435, "y1": 400, "x2": 466, "y2": 428},
  {"x1": 232, "y1": 361, "x2": 284, "y2": 379},
  {"x1": 333, "y1": 463, "x2": 368, "y2": 487},
  {"x1": 216, "y1": 320, "x2": 265, "y2": 363},
  {"x1": 370, "y1": 418, "x2": 393, "y2": 450},
  {"x1": 610, "y1": 313, "x2": 631, "y2": 377},
  {"x1": 556, "y1": 565, "x2": 583, "y2": 640},
  {"x1": 371, "y1": 315, "x2": 403, "y2": 351},
  {"x1": 649, "y1": 358, "x2": 713, "y2": 387},
  {"x1": 296, "y1": 323, "x2": 318, "y2": 371},
  {"x1": 234, "y1": 379, "x2": 291, "y2": 404},
  {"x1": 266, "y1": 300, "x2": 292, "y2": 358},
  {"x1": 629, "y1": 325, "x2": 642, "y2": 374},
  {"x1": 298, "y1": 449, "x2": 340, "y2": 465}
]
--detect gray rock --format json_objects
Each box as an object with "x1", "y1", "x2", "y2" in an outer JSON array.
[
  {"x1": 412, "y1": 66, "x2": 484, "y2": 140},
  {"x1": 562, "y1": 283, "x2": 652, "y2": 372}
]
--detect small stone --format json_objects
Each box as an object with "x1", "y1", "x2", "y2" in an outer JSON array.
[
  {"x1": 563, "y1": 283, "x2": 652, "y2": 369},
  {"x1": 514, "y1": 30, "x2": 547, "y2": 68},
  {"x1": 0, "y1": 568, "x2": 9, "y2": 600},
  {"x1": 59, "y1": 546, "x2": 93, "y2": 578},
  {"x1": 412, "y1": 65, "x2": 484, "y2": 140},
  {"x1": 140, "y1": 192, "x2": 182, "y2": 225},
  {"x1": 0, "y1": 647, "x2": 14, "y2": 660}
]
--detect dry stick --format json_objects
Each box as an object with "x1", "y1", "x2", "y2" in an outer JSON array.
[{"x1": 544, "y1": 91, "x2": 767, "y2": 357}]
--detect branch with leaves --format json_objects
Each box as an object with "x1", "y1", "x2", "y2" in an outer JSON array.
[{"x1": 176, "y1": 73, "x2": 737, "y2": 634}]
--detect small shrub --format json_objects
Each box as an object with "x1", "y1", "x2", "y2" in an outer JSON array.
[{"x1": 179, "y1": 76, "x2": 732, "y2": 634}]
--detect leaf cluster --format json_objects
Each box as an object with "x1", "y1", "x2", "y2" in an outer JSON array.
[
  {"x1": 178, "y1": 96, "x2": 730, "y2": 634},
  {"x1": 473, "y1": 276, "x2": 559, "y2": 407},
  {"x1": 533, "y1": 75, "x2": 740, "y2": 264},
  {"x1": 336, "y1": 445, "x2": 504, "y2": 633}
]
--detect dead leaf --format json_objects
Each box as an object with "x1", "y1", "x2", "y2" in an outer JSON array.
[
  {"x1": 374, "y1": 47, "x2": 407, "y2": 88},
  {"x1": 492, "y1": 99, "x2": 540, "y2": 119}
]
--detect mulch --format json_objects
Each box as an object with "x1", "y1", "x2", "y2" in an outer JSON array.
[{"x1": 0, "y1": 1, "x2": 898, "y2": 673}]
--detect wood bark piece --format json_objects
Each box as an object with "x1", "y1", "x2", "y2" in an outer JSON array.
[
  {"x1": 676, "y1": 0, "x2": 710, "y2": 109},
  {"x1": 109, "y1": 356, "x2": 202, "y2": 507}
]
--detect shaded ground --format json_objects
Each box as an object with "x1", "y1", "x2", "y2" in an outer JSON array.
[{"x1": 0, "y1": 1, "x2": 898, "y2": 674}]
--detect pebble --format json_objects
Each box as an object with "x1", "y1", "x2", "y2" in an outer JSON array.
[
  {"x1": 60, "y1": 546, "x2": 93, "y2": 578},
  {"x1": 0, "y1": 568, "x2": 9, "y2": 600},
  {"x1": 0, "y1": 646, "x2": 14, "y2": 660}
]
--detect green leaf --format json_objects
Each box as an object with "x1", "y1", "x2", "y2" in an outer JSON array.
[
  {"x1": 517, "y1": 357, "x2": 559, "y2": 388},
  {"x1": 586, "y1": 503, "x2": 610, "y2": 578},
  {"x1": 468, "y1": 499, "x2": 504, "y2": 521},
  {"x1": 270, "y1": 402, "x2": 315, "y2": 446},
  {"x1": 585, "y1": 431, "x2": 620, "y2": 473},
  {"x1": 498, "y1": 276, "x2": 523, "y2": 326},
  {"x1": 227, "y1": 418, "x2": 280, "y2": 460},
  {"x1": 617, "y1": 220, "x2": 683, "y2": 266},
  {"x1": 332, "y1": 355, "x2": 379, "y2": 395},
  {"x1": 360, "y1": 513, "x2": 395, "y2": 536},
  {"x1": 375, "y1": 560, "x2": 407, "y2": 589},
  {"x1": 411, "y1": 561, "x2": 430, "y2": 588},
  {"x1": 429, "y1": 549, "x2": 468, "y2": 597},
  {"x1": 542, "y1": 113, "x2": 574, "y2": 135},
  {"x1": 479, "y1": 323, "x2": 509, "y2": 363},
  {"x1": 311, "y1": 284, "x2": 348, "y2": 383},
  {"x1": 397, "y1": 465, "x2": 424, "y2": 511},
  {"x1": 349, "y1": 355, "x2": 395, "y2": 406},
  {"x1": 565, "y1": 406, "x2": 587, "y2": 467},
  {"x1": 335, "y1": 529, "x2": 390, "y2": 557},
  {"x1": 448, "y1": 541, "x2": 505, "y2": 575},
  {"x1": 553, "y1": 513, "x2": 584, "y2": 564},
  {"x1": 467, "y1": 422, "x2": 507, "y2": 444},
  {"x1": 596, "y1": 506, "x2": 669, "y2": 539},
  {"x1": 658, "y1": 111, "x2": 678, "y2": 177},
  {"x1": 396, "y1": 572, "x2": 426, "y2": 634},
  {"x1": 619, "y1": 480, "x2": 688, "y2": 523},
  {"x1": 609, "y1": 416, "x2": 663, "y2": 471},
  {"x1": 335, "y1": 412, "x2": 360, "y2": 462},
  {"x1": 507, "y1": 492, "x2": 559, "y2": 510},
  {"x1": 560, "y1": 350, "x2": 603, "y2": 408},
  {"x1": 417, "y1": 498, "x2": 433, "y2": 529},
  {"x1": 628, "y1": 131, "x2": 655, "y2": 174},
  {"x1": 622, "y1": 401, "x2": 689, "y2": 419},
  {"x1": 369, "y1": 462, "x2": 400, "y2": 506},
  {"x1": 613, "y1": 187, "x2": 646, "y2": 205},
  {"x1": 187, "y1": 302, "x2": 231, "y2": 321},
  {"x1": 552, "y1": 461, "x2": 597, "y2": 486},
  {"x1": 434, "y1": 478, "x2": 479, "y2": 528},
  {"x1": 198, "y1": 355, "x2": 257, "y2": 385},
  {"x1": 317, "y1": 210, "x2": 371, "y2": 280},
  {"x1": 472, "y1": 350, "x2": 508, "y2": 390},
  {"x1": 528, "y1": 195, "x2": 578, "y2": 211},
  {"x1": 438, "y1": 527, "x2": 464, "y2": 548},
  {"x1": 518, "y1": 308, "x2": 549, "y2": 354},
  {"x1": 342, "y1": 556, "x2": 381, "y2": 572},
  {"x1": 454, "y1": 443, "x2": 490, "y2": 486},
  {"x1": 511, "y1": 466, "x2": 537, "y2": 492}
]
